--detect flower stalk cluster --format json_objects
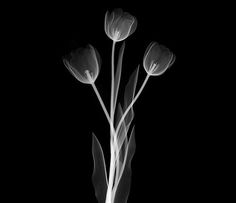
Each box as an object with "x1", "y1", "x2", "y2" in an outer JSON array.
[{"x1": 63, "y1": 8, "x2": 175, "y2": 203}]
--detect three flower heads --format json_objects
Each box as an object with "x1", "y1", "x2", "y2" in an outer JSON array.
[{"x1": 63, "y1": 8, "x2": 175, "y2": 84}]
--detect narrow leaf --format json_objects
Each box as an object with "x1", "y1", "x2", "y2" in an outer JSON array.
[
  {"x1": 92, "y1": 132, "x2": 108, "y2": 191},
  {"x1": 113, "y1": 42, "x2": 126, "y2": 113},
  {"x1": 123, "y1": 65, "x2": 140, "y2": 126},
  {"x1": 115, "y1": 103, "x2": 128, "y2": 150}
]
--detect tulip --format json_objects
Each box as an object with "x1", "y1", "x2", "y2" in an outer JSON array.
[
  {"x1": 63, "y1": 9, "x2": 176, "y2": 203},
  {"x1": 63, "y1": 44, "x2": 101, "y2": 84},
  {"x1": 63, "y1": 44, "x2": 112, "y2": 129},
  {"x1": 104, "y1": 8, "x2": 137, "y2": 42},
  {"x1": 143, "y1": 42, "x2": 175, "y2": 76}
]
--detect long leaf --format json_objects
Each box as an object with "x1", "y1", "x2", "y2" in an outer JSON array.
[
  {"x1": 122, "y1": 65, "x2": 139, "y2": 127},
  {"x1": 92, "y1": 133, "x2": 108, "y2": 189},
  {"x1": 115, "y1": 103, "x2": 129, "y2": 151},
  {"x1": 113, "y1": 42, "x2": 126, "y2": 114}
]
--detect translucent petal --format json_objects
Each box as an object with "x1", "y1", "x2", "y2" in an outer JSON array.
[
  {"x1": 63, "y1": 44, "x2": 100, "y2": 84},
  {"x1": 143, "y1": 41, "x2": 175, "y2": 76}
]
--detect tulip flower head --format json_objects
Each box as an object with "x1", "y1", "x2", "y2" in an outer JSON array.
[
  {"x1": 104, "y1": 8, "x2": 137, "y2": 42},
  {"x1": 63, "y1": 44, "x2": 101, "y2": 84},
  {"x1": 143, "y1": 42, "x2": 175, "y2": 76}
]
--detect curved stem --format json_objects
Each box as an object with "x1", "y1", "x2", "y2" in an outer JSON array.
[
  {"x1": 115, "y1": 74, "x2": 150, "y2": 135},
  {"x1": 85, "y1": 71, "x2": 116, "y2": 135},
  {"x1": 90, "y1": 82, "x2": 117, "y2": 137},
  {"x1": 91, "y1": 82, "x2": 111, "y2": 125},
  {"x1": 90, "y1": 81, "x2": 118, "y2": 194}
]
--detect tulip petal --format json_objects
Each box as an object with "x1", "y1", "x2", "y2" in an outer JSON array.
[
  {"x1": 143, "y1": 41, "x2": 175, "y2": 76},
  {"x1": 63, "y1": 44, "x2": 100, "y2": 84},
  {"x1": 104, "y1": 8, "x2": 137, "y2": 42},
  {"x1": 63, "y1": 59, "x2": 89, "y2": 84}
]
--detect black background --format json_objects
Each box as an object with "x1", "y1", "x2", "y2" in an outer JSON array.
[{"x1": 5, "y1": 1, "x2": 226, "y2": 202}]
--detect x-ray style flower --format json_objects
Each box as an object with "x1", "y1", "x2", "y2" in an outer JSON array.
[
  {"x1": 143, "y1": 41, "x2": 175, "y2": 76},
  {"x1": 63, "y1": 44, "x2": 101, "y2": 84},
  {"x1": 104, "y1": 8, "x2": 137, "y2": 42},
  {"x1": 63, "y1": 8, "x2": 175, "y2": 203}
]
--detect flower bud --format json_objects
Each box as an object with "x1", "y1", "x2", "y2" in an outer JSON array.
[
  {"x1": 63, "y1": 44, "x2": 101, "y2": 84},
  {"x1": 143, "y1": 42, "x2": 175, "y2": 76},
  {"x1": 104, "y1": 8, "x2": 137, "y2": 42}
]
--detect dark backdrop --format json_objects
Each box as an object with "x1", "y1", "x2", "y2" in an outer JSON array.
[{"x1": 7, "y1": 1, "x2": 222, "y2": 202}]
